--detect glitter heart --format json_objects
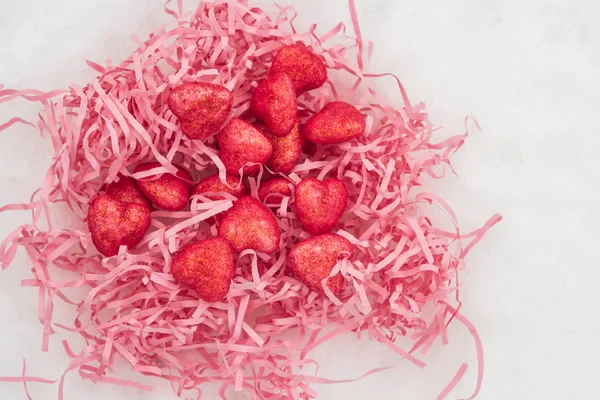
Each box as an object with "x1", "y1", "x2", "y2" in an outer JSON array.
[
  {"x1": 271, "y1": 44, "x2": 328, "y2": 94},
  {"x1": 255, "y1": 122, "x2": 302, "y2": 174},
  {"x1": 303, "y1": 101, "x2": 365, "y2": 144},
  {"x1": 88, "y1": 194, "x2": 151, "y2": 257},
  {"x1": 218, "y1": 196, "x2": 281, "y2": 254},
  {"x1": 250, "y1": 72, "x2": 297, "y2": 137},
  {"x1": 190, "y1": 173, "x2": 248, "y2": 200},
  {"x1": 105, "y1": 176, "x2": 150, "y2": 209},
  {"x1": 168, "y1": 82, "x2": 233, "y2": 140},
  {"x1": 217, "y1": 118, "x2": 273, "y2": 175},
  {"x1": 295, "y1": 177, "x2": 348, "y2": 235},
  {"x1": 171, "y1": 237, "x2": 235, "y2": 302},
  {"x1": 134, "y1": 162, "x2": 192, "y2": 211},
  {"x1": 288, "y1": 233, "x2": 352, "y2": 295},
  {"x1": 258, "y1": 177, "x2": 293, "y2": 205}
]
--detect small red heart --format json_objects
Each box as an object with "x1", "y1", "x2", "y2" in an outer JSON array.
[
  {"x1": 134, "y1": 163, "x2": 193, "y2": 211},
  {"x1": 271, "y1": 44, "x2": 328, "y2": 94},
  {"x1": 105, "y1": 176, "x2": 151, "y2": 210},
  {"x1": 171, "y1": 237, "x2": 235, "y2": 302},
  {"x1": 295, "y1": 177, "x2": 347, "y2": 235},
  {"x1": 258, "y1": 177, "x2": 293, "y2": 205},
  {"x1": 255, "y1": 122, "x2": 302, "y2": 174},
  {"x1": 250, "y1": 72, "x2": 297, "y2": 137},
  {"x1": 303, "y1": 102, "x2": 365, "y2": 144},
  {"x1": 88, "y1": 194, "x2": 151, "y2": 257},
  {"x1": 168, "y1": 82, "x2": 233, "y2": 140},
  {"x1": 288, "y1": 233, "x2": 352, "y2": 295},
  {"x1": 217, "y1": 118, "x2": 273, "y2": 175},
  {"x1": 191, "y1": 173, "x2": 248, "y2": 200},
  {"x1": 218, "y1": 196, "x2": 281, "y2": 254}
]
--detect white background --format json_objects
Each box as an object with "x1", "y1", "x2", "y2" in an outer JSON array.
[{"x1": 0, "y1": 0, "x2": 599, "y2": 399}]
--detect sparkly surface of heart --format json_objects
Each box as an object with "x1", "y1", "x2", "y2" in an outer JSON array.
[
  {"x1": 218, "y1": 196, "x2": 281, "y2": 254},
  {"x1": 134, "y1": 162, "x2": 192, "y2": 211},
  {"x1": 105, "y1": 176, "x2": 151, "y2": 209},
  {"x1": 258, "y1": 177, "x2": 293, "y2": 203},
  {"x1": 88, "y1": 195, "x2": 151, "y2": 257},
  {"x1": 295, "y1": 177, "x2": 348, "y2": 234},
  {"x1": 168, "y1": 82, "x2": 233, "y2": 140},
  {"x1": 303, "y1": 101, "x2": 366, "y2": 144},
  {"x1": 250, "y1": 72, "x2": 297, "y2": 136},
  {"x1": 217, "y1": 118, "x2": 273, "y2": 175},
  {"x1": 271, "y1": 44, "x2": 328, "y2": 94},
  {"x1": 191, "y1": 173, "x2": 248, "y2": 200},
  {"x1": 171, "y1": 237, "x2": 235, "y2": 302},
  {"x1": 288, "y1": 233, "x2": 352, "y2": 295},
  {"x1": 256, "y1": 122, "x2": 302, "y2": 173}
]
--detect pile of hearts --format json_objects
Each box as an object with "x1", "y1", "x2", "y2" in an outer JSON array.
[{"x1": 0, "y1": 1, "x2": 500, "y2": 399}]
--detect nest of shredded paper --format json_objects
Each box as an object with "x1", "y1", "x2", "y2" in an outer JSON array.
[{"x1": 0, "y1": 1, "x2": 500, "y2": 399}]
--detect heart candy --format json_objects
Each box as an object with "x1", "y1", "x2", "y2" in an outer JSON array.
[
  {"x1": 88, "y1": 194, "x2": 151, "y2": 257},
  {"x1": 288, "y1": 233, "x2": 352, "y2": 295},
  {"x1": 255, "y1": 122, "x2": 302, "y2": 174},
  {"x1": 250, "y1": 72, "x2": 297, "y2": 137},
  {"x1": 258, "y1": 177, "x2": 293, "y2": 205},
  {"x1": 295, "y1": 177, "x2": 347, "y2": 235},
  {"x1": 168, "y1": 82, "x2": 233, "y2": 140},
  {"x1": 105, "y1": 176, "x2": 151, "y2": 209},
  {"x1": 171, "y1": 237, "x2": 235, "y2": 302},
  {"x1": 191, "y1": 173, "x2": 248, "y2": 200},
  {"x1": 218, "y1": 196, "x2": 281, "y2": 254},
  {"x1": 271, "y1": 44, "x2": 328, "y2": 94},
  {"x1": 303, "y1": 101, "x2": 365, "y2": 145},
  {"x1": 217, "y1": 118, "x2": 273, "y2": 175},
  {"x1": 134, "y1": 162, "x2": 192, "y2": 211}
]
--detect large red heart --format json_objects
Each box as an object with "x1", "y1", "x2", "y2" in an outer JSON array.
[
  {"x1": 271, "y1": 44, "x2": 328, "y2": 94},
  {"x1": 255, "y1": 122, "x2": 302, "y2": 174},
  {"x1": 134, "y1": 163, "x2": 193, "y2": 211},
  {"x1": 218, "y1": 196, "x2": 281, "y2": 254},
  {"x1": 168, "y1": 82, "x2": 233, "y2": 140},
  {"x1": 217, "y1": 118, "x2": 273, "y2": 175},
  {"x1": 171, "y1": 237, "x2": 235, "y2": 302},
  {"x1": 303, "y1": 101, "x2": 365, "y2": 144},
  {"x1": 250, "y1": 72, "x2": 297, "y2": 137},
  {"x1": 295, "y1": 177, "x2": 347, "y2": 235},
  {"x1": 105, "y1": 176, "x2": 151, "y2": 210},
  {"x1": 88, "y1": 194, "x2": 151, "y2": 257},
  {"x1": 288, "y1": 233, "x2": 352, "y2": 295},
  {"x1": 190, "y1": 173, "x2": 248, "y2": 200}
]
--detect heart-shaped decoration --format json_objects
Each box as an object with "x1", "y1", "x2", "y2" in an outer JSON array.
[
  {"x1": 134, "y1": 162, "x2": 192, "y2": 211},
  {"x1": 168, "y1": 82, "x2": 233, "y2": 140},
  {"x1": 288, "y1": 233, "x2": 352, "y2": 295},
  {"x1": 271, "y1": 44, "x2": 328, "y2": 94},
  {"x1": 250, "y1": 72, "x2": 297, "y2": 137},
  {"x1": 295, "y1": 177, "x2": 347, "y2": 235},
  {"x1": 88, "y1": 195, "x2": 151, "y2": 257},
  {"x1": 191, "y1": 173, "x2": 248, "y2": 200},
  {"x1": 218, "y1": 196, "x2": 281, "y2": 254},
  {"x1": 258, "y1": 177, "x2": 293, "y2": 205},
  {"x1": 217, "y1": 118, "x2": 273, "y2": 175},
  {"x1": 171, "y1": 237, "x2": 235, "y2": 302},
  {"x1": 303, "y1": 102, "x2": 365, "y2": 144},
  {"x1": 105, "y1": 176, "x2": 151, "y2": 209},
  {"x1": 255, "y1": 122, "x2": 302, "y2": 173}
]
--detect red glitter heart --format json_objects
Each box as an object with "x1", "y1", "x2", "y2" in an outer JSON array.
[
  {"x1": 271, "y1": 44, "x2": 328, "y2": 94},
  {"x1": 171, "y1": 237, "x2": 235, "y2": 302},
  {"x1": 134, "y1": 163, "x2": 193, "y2": 211},
  {"x1": 105, "y1": 176, "x2": 151, "y2": 209},
  {"x1": 168, "y1": 82, "x2": 233, "y2": 140},
  {"x1": 217, "y1": 118, "x2": 273, "y2": 175},
  {"x1": 303, "y1": 101, "x2": 365, "y2": 144},
  {"x1": 288, "y1": 233, "x2": 352, "y2": 295},
  {"x1": 250, "y1": 72, "x2": 297, "y2": 137},
  {"x1": 218, "y1": 196, "x2": 281, "y2": 254},
  {"x1": 258, "y1": 177, "x2": 293, "y2": 205},
  {"x1": 295, "y1": 177, "x2": 348, "y2": 235},
  {"x1": 190, "y1": 173, "x2": 248, "y2": 200},
  {"x1": 255, "y1": 122, "x2": 302, "y2": 174},
  {"x1": 88, "y1": 194, "x2": 151, "y2": 257}
]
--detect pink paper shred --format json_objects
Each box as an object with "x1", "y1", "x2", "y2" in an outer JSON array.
[{"x1": 0, "y1": 0, "x2": 501, "y2": 399}]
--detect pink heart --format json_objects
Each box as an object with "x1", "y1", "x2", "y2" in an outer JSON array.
[
  {"x1": 217, "y1": 118, "x2": 273, "y2": 175},
  {"x1": 250, "y1": 72, "x2": 297, "y2": 137},
  {"x1": 303, "y1": 102, "x2": 365, "y2": 144},
  {"x1": 271, "y1": 44, "x2": 328, "y2": 94},
  {"x1": 134, "y1": 163, "x2": 193, "y2": 211},
  {"x1": 295, "y1": 177, "x2": 347, "y2": 235}
]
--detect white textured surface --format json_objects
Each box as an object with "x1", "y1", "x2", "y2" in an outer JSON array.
[{"x1": 0, "y1": 1, "x2": 598, "y2": 399}]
